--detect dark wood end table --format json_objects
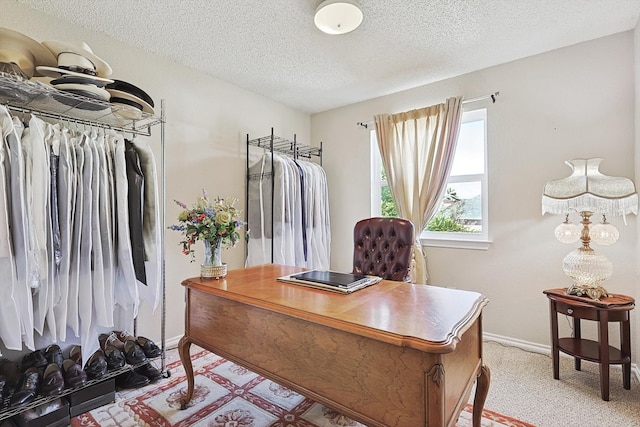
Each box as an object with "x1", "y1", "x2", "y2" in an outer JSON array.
[{"x1": 544, "y1": 288, "x2": 635, "y2": 401}]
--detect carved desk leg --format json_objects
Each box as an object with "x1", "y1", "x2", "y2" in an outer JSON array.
[
  {"x1": 178, "y1": 335, "x2": 194, "y2": 410},
  {"x1": 472, "y1": 364, "x2": 491, "y2": 427}
]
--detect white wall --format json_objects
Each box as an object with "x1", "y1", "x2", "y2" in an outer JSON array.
[
  {"x1": 312, "y1": 32, "x2": 639, "y2": 359},
  {"x1": 1, "y1": 1, "x2": 311, "y2": 348}
]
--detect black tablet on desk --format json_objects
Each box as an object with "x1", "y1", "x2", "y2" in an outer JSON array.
[{"x1": 277, "y1": 270, "x2": 382, "y2": 294}]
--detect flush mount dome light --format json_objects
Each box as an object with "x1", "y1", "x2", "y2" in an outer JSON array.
[{"x1": 314, "y1": 0, "x2": 363, "y2": 35}]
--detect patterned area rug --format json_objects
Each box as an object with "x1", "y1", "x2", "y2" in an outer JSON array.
[{"x1": 71, "y1": 348, "x2": 535, "y2": 427}]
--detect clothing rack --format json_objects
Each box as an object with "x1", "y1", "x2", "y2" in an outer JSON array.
[
  {"x1": 0, "y1": 74, "x2": 168, "y2": 420},
  {"x1": 245, "y1": 127, "x2": 323, "y2": 263}
]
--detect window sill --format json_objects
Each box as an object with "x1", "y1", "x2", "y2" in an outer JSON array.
[{"x1": 420, "y1": 238, "x2": 492, "y2": 250}]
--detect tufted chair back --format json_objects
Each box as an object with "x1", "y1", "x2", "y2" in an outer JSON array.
[{"x1": 352, "y1": 217, "x2": 414, "y2": 282}]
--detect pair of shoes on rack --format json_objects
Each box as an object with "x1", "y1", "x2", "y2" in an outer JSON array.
[
  {"x1": 99, "y1": 333, "x2": 128, "y2": 370},
  {"x1": 115, "y1": 370, "x2": 150, "y2": 389},
  {"x1": 111, "y1": 331, "x2": 148, "y2": 365},
  {"x1": 44, "y1": 344, "x2": 63, "y2": 369},
  {"x1": 68, "y1": 345, "x2": 82, "y2": 365},
  {"x1": 84, "y1": 350, "x2": 108, "y2": 379},
  {"x1": 40, "y1": 363, "x2": 64, "y2": 396},
  {"x1": 132, "y1": 335, "x2": 162, "y2": 358},
  {"x1": 61, "y1": 359, "x2": 87, "y2": 388},
  {"x1": 60, "y1": 345, "x2": 103, "y2": 383},
  {"x1": 20, "y1": 350, "x2": 47, "y2": 372},
  {"x1": 21, "y1": 343, "x2": 64, "y2": 372},
  {"x1": 134, "y1": 363, "x2": 163, "y2": 383},
  {"x1": 9, "y1": 368, "x2": 40, "y2": 407}
]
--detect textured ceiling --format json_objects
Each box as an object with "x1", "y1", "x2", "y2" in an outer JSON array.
[{"x1": 17, "y1": 0, "x2": 640, "y2": 114}]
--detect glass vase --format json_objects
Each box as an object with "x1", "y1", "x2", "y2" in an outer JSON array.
[
  {"x1": 203, "y1": 239, "x2": 223, "y2": 267},
  {"x1": 201, "y1": 239, "x2": 227, "y2": 279}
]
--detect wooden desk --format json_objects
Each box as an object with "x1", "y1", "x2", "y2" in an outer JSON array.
[
  {"x1": 544, "y1": 288, "x2": 635, "y2": 401},
  {"x1": 179, "y1": 264, "x2": 490, "y2": 427}
]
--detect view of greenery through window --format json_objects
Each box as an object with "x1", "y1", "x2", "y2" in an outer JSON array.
[
  {"x1": 378, "y1": 109, "x2": 486, "y2": 235},
  {"x1": 380, "y1": 173, "x2": 476, "y2": 232}
]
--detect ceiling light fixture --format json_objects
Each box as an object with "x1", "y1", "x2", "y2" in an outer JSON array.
[{"x1": 314, "y1": 0, "x2": 363, "y2": 35}]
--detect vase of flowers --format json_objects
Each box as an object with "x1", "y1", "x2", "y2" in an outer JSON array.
[{"x1": 169, "y1": 189, "x2": 244, "y2": 279}]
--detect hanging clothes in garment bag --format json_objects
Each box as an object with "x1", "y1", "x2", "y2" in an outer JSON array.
[
  {"x1": 0, "y1": 106, "x2": 35, "y2": 351},
  {"x1": 0, "y1": 110, "x2": 161, "y2": 358},
  {"x1": 246, "y1": 152, "x2": 329, "y2": 270},
  {"x1": 0, "y1": 109, "x2": 23, "y2": 352}
]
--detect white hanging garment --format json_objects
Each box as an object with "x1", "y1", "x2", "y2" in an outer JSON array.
[
  {"x1": 67, "y1": 135, "x2": 84, "y2": 337},
  {"x1": 86, "y1": 132, "x2": 107, "y2": 328},
  {"x1": 303, "y1": 161, "x2": 331, "y2": 270},
  {"x1": 282, "y1": 156, "x2": 304, "y2": 267},
  {"x1": 53, "y1": 127, "x2": 73, "y2": 341},
  {"x1": 0, "y1": 106, "x2": 35, "y2": 350},
  {"x1": 23, "y1": 116, "x2": 51, "y2": 336},
  {"x1": 77, "y1": 136, "x2": 94, "y2": 346},
  {"x1": 272, "y1": 154, "x2": 292, "y2": 265},
  {"x1": 96, "y1": 131, "x2": 115, "y2": 327},
  {"x1": 131, "y1": 138, "x2": 161, "y2": 312},
  {"x1": 43, "y1": 122, "x2": 58, "y2": 342},
  {"x1": 0, "y1": 117, "x2": 22, "y2": 351},
  {"x1": 246, "y1": 153, "x2": 271, "y2": 266}
]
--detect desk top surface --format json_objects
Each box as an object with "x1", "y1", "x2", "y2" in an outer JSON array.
[{"x1": 182, "y1": 264, "x2": 488, "y2": 352}]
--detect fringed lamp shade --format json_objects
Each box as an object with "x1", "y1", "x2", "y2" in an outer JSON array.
[
  {"x1": 541, "y1": 158, "x2": 638, "y2": 300},
  {"x1": 542, "y1": 158, "x2": 638, "y2": 217}
]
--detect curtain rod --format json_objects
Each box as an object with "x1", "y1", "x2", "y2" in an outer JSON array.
[{"x1": 356, "y1": 91, "x2": 500, "y2": 129}]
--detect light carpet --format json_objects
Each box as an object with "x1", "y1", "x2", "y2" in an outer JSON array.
[{"x1": 70, "y1": 346, "x2": 533, "y2": 427}]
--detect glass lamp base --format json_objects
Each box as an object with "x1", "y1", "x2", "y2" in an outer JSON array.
[{"x1": 562, "y1": 247, "x2": 613, "y2": 300}]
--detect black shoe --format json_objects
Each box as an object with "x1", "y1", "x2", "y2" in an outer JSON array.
[
  {"x1": 0, "y1": 358, "x2": 21, "y2": 388},
  {"x1": 40, "y1": 363, "x2": 64, "y2": 396},
  {"x1": 68, "y1": 345, "x2": 82, "y2": 365},
  {"x1": 122, "y1": 340, "x2": 147, "y2": 365},
  {"x1": 84, "y1": 350, "x2": 108, "y2": 379},
  {"x1": 136, "y1": 336, "x2": 162, "y2": 358},
  {"x1": 104, "y1": 347, "x2": 126, "y2": 371},
  {"x1": 44, "y1": 344, "x2": 64, "y2": 369},
  {"x1": 115, "y1": 370, "x2": 150, "y2": 389},
  {"x1": 21, "y1": 350, "x2": 47, "y2": 372},
  {"x1": 134, "y1": 363, "x2": 162, "y2": 383},
  {"x1": 62, "y1": 359, "x2": 87, "y2": 388},
  {"x1": 9, "y1": 368, "x2": 40, "y2": 407}
]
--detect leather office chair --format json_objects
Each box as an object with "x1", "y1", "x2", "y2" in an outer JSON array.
[{"x1": 352, "y1": 217, "x2": 414, "y2": 282}]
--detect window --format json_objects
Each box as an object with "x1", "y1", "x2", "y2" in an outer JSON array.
[{"x1": 371, "y1": 108, "x2": 490, "y2": 250}]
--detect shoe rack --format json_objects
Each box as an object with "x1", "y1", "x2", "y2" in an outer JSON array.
[{"x1": 0, "y1": 72, "x2": 169, "y2": 421}]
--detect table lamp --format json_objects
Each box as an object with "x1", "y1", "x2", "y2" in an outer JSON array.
[{"x1": 541, "y1": 158, "x2": 638, "y2": 300}]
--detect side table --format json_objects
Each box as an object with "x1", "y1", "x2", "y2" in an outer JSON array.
[{"x1": 543, "y1": 288, "x2": 635, "y2": 401}]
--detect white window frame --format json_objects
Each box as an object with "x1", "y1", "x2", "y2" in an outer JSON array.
[{"x1": 371, "y1": 108, "x2": 491, "y2": 250}]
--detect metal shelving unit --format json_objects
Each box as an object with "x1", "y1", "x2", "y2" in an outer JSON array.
[{"x1": 0, "y1": 72, "x2": 168, "y2": 420}]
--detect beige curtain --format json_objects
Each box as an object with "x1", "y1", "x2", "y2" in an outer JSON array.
[{"x1": 374, "y1": 96, "x2": 463, "y2": 284}]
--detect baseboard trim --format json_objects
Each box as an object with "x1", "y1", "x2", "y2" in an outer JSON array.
[
  {"x1": 483, "y1": 332, "x2": 640, "y2": 383},
  {"x1": 165, "y1": 334, "x2": 182, "y2": 350}
]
